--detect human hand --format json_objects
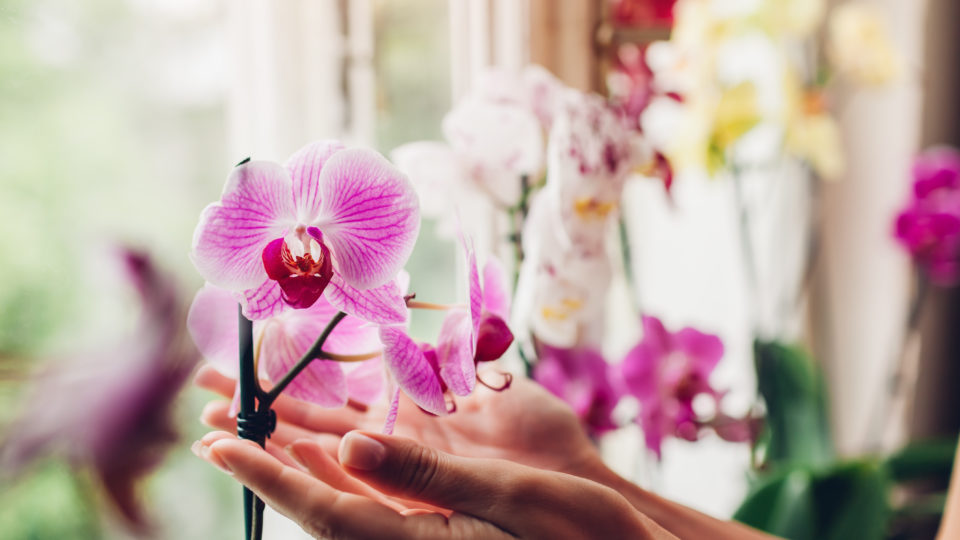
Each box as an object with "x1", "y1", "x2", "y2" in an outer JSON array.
[
  {"x1": 195, "y1": 365, "x2": 604, "y2": 480},
  {"x1": 192, "y1": 429, "x2": 676, "y2": 540}
]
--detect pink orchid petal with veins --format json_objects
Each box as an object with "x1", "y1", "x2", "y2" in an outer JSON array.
[
  {"x1": 379, "y1": 326, "x2": 447, "y2": 416},
  {"x1": 259, "y1": 319, "x2": 348, "y2": 408},
  {"x1": 316, "y1": 149, "x2": 421, "y2": 290},
  {"x1": 435, "y1": 237, "x2": 513, "y2": 392},
  {"x1": 436, "y1": 310, "x2": 476, "y2": 396},
  {"x1": 187, "y1": 283, "x2": 382, "y2": 409},
  {"x1": 346, "y1": 359, "x2": 385, "y2": 405},
  {"x1": 191, "y1": 141, "x2": 419, "y2": 324}
]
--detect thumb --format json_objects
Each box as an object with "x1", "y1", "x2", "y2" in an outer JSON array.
[{"x1": 338, "y1": 431, "x2": 520, "y2": 518}]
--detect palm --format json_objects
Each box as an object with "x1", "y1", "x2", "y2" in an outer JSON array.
[
  {"x1": 196, "y1": 366, "x2": 598, "y2": 477},
  {"x1": 385, "y1": 377, "x2": 597, "y2": 475}
]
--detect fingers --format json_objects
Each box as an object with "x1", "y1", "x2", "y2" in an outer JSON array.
[
  {"x1": 287, "y1": 439, "x2": 450, "y2": 516},
  {"x1": 200, "y1": 400, "x2": 342, "y2": 456},
  {"x1": 286, "y1": 439, "x2": 407, "y2": 513},
  {"x1": 338, "y1": 431, "x2": 665, "y2": 539},
  {"x1": 194, "y1": 365, "x2": 373, "y2": 436},
  {"x1": 194, "y1": 365, "x2": 236, "y2": 397},
  {"x1": 193, "y1": 434, "x2": 511, "y2": 540},
  {"x1": 270, "y1": 394, "x2": 372, "y2": 436}
]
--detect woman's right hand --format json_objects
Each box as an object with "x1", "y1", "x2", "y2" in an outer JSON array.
[{"x1": 192, "y1": 428, "x2": 677, "y2": 540}]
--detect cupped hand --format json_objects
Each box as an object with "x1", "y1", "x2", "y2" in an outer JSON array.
[
  {"x1": 194, "y1": 364, "x2": 603, "y2": 479},
  {"x1": 192, "y1": 429, "x2": 676, "y2": 540}
]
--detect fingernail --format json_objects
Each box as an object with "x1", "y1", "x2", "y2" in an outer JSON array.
[
  {"x1": 191, "y1": 440, "x2": 234, "y2": 475},
  {"x1": 285, "y1": 445, "x2": 308, "y2": 471},
  {"x1": 340, "y1": 433, "x2": 385, "y2": 471}
]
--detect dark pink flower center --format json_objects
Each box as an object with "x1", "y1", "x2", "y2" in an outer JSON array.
[
  {"x1": 262, "y1": 226, "x2": 334, "y2": 309},
  {"x1": 474, "y1": 311, "x2": 514, "y2": 363}
]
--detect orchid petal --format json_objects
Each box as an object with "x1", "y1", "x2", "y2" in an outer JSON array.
[
  {"x1": 481, "y1": 258, "x2": 511, "y2": 321},
  {"x1": 346, "y1": 359, "x2": 385, "y2": 405},
  {"x1": 258, "y1": 319, "x2": 348, "y2": 408},
  {"x1": 379, "y1": 326, "x2": 446, "y2": 416},
  {"x1": 390, "y1": 142, "x2": 464, "y2": 219},
  {"x1": 466, "y1": 240, "x2": 482, "y2": 340},
  {"x1": 325, "y1": 273, "x2": 407, "y2": 325},
  {"x1": 474, "y1": 313, "x2": 513, "y2": 363},
  {"x1": 317, "y1": 148, "x2": 420, "y2": 290},
  {"x1": 192, "y1": 161, "x2": 295, "y2": 290},
  {"x1": 382, "y1": 386, "x2": 401, "y2": 435},
  {"x1": 285, "y1": 140, "x2": 345, "y2": 223},
  {"x1": 187, "y1": 284, "x2": 239, "y2": 376},
  {"x1": 443, "y1": 100, "x2": 544, "y2": 206},
  {"x1": 436, "y1": 310, "x2": 476, "y2": 396},
  {"x1": 675, "y1": 328, "x2": 724, "y2": 375},
  {"x1": 241, "y1": 279, "x2": 285, "y2": 320},
  {"x1": 303, "y1": 295, "x2": 381, "y2": 355}
]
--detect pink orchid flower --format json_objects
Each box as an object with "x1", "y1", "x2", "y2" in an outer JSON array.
[
  {"x1": 434, "y1": 243, "x2": 514, "y2": 396},
  {"x1": 533, "y1": 344, "x2": 623, "y2": 435},
  {"x1": 377, "y1": 248, "x2": 514, "y2": 429},
  {"x1": 192, "y1": 141, "x2": 419, "y2": 324},
  {"x1": 187, "y1": 283, "x2": 384, "y2": 409},
  {"x1": 0, "y1": 249, "x2": 199, "y2": 529},
  {"x1": 893, "y1": 146, "x2": 960, "y2": 285},
  {"x1": 620, "y1": 315, "x2": 725, "y2": 459}
]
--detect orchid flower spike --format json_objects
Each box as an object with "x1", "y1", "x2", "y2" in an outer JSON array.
[{"x1": 435, "y1": 238, "x2": 515, "y2": 395}]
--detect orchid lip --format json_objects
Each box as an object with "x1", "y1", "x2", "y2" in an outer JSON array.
[{"x1": 261, "y1": 228, "x2": 334, "y2": 309}]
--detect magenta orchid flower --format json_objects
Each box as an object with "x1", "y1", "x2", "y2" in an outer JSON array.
[
  {"x1": 893, "y1": 146, "x2": 960, "y2": 285},
  {"x1": 192, "y1": 140, "x2": 419, "y2": 324},
  {"x1": 0, "y1": 249, "x2": 199, "y2": 529},
  {"x1": 188, "y1": 283, "x2": 384, "y2": 409},
  {"x1": 376, "y1": 247, "x2": 514, "y2": 430},
  {"x1": 533, "y1": 344, "x2": 623, "y2": 435},
  {"x1": 620, "y1": 315, "x2": 725, "y2": 459},
  {"x1": 434, "y1": 242, "x2": 515, "y2": 396}
]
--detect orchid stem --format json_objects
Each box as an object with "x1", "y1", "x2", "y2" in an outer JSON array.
[
  {"x1": 261, "y1": 311, "x2": 347, "y2": 408},
  {"x1": 236, "y1": 306, "x2": 260, "y2": 540},
  {"x1": 732, "y1": 168, "x2": 761, "y2": 335},
  {"x1": 405, "y1": 300, "x2": 451, "y2": 311},
  {"x1": 322, "y1": 350, "x2": 382, "y2": 362},
  {"x1": 618, "y1": 215, "x2": 643, "y2": 315}
]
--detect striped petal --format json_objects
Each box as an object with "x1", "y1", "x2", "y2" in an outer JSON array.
[
  {"x1": 191, "y1": 161, "x2": 295, "y2": 290},
  {"x1": 325, "y1": 273, "x2": 407, "y2": 325},
  {"x1": 436, "y1": 309, "x2": 476, "y2": 396},
  {"x1": 258, "y1": 319, "x2": 348, "y2": 408},
  {"x1": 316, "y1": 148, "x2": 420, "y2": 290},
  {"x1": 241, "y1": 279, "x2": 285, "y2": 320},
  {"x1": 285, "y1": 140, "x2": 345, "y2": 223},
  {"x1": 379, "y1": 326, "x2": 446, "y2": 416}
]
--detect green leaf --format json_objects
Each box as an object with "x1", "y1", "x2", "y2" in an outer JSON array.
[
  {"x1": 734, "y1": 467, "x2": 817, "y2": 540},
  {"x1": 812, "y1": 461, "x2": 890, "y2": 540},
  {"x1": 754, "y1": 340, "x2": 833, "y2": 467},
  {"x1": 734, "y1": 460, "x2": 890, "y2": 540},
  {"x1": 885, "y1": 437, "x2": 957, "y2": 484}
]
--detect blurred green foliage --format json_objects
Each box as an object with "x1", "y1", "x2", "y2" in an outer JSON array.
[{"x1": 736, "y1": 340, "x2": 956, "y2": 540}]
